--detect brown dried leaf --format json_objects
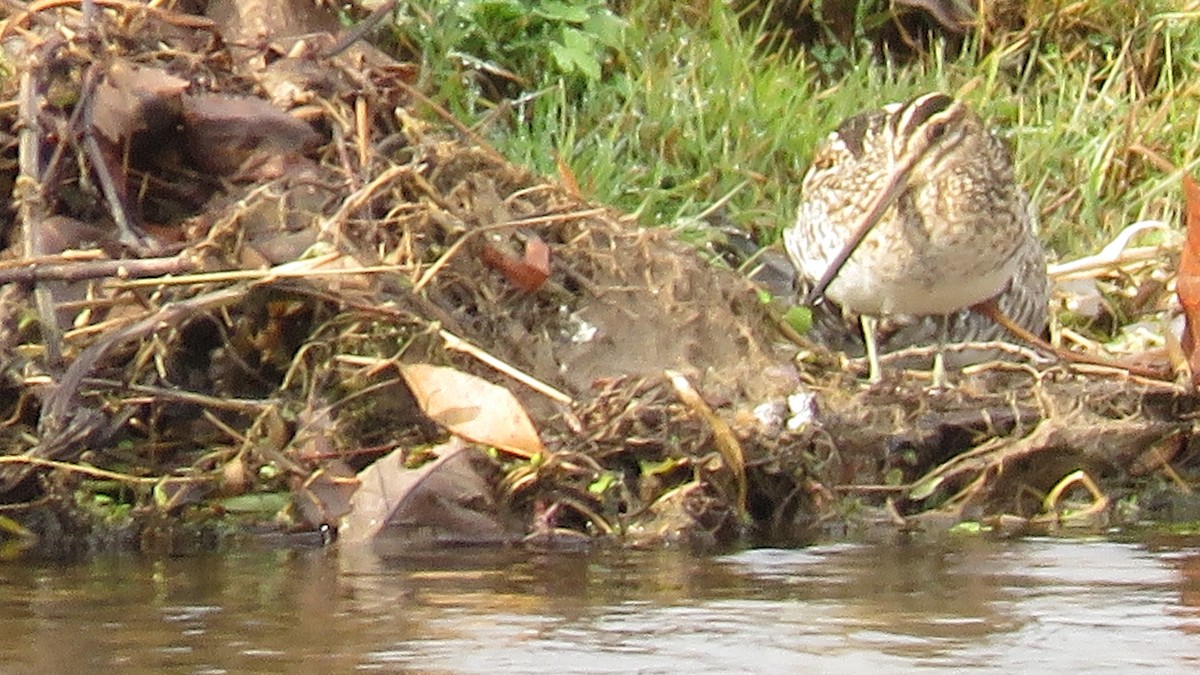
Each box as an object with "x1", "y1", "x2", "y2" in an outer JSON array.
[
  {"x1": 523, "y1": 236, "x2": 551, "y2": 280},
  {"x1": 181, "y1": 94, "x2": 321, "y2": 178},
  {"x1": 220, "y1": 453, "x2": 250, "y2": 496},
  {"x1": 339, "y1": 438, "x2": 510, "y2": 546},
  {"x1": 398, "y1": 363, "x2": 546, "y2": 458},
  {"x1": 92, "y1": 59, "x2": 188, "y2": 147}
]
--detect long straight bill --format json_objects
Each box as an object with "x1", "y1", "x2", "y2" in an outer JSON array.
[{"x1": 804, "y1": 150, "x2": 924, "y2": 306}]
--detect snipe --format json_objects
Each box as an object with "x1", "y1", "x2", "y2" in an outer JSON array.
[{"x1": 784, "y1": 92, "x2": 1049, "y2": 383}]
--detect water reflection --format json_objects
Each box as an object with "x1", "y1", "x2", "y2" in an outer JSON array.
[{"x1": 0, "y1": 536, "x2": 1198, "y2": 672}]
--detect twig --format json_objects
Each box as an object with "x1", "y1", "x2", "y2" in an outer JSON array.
[
  {"x1": 1048, "y1": 221, "x2": 1172, "y2": 281},
  {"x1": 114, "y1": 259, "x2": 410, "y2": 289},
  {"x1": 438, "y1": 329, "x2": 573, "y2": 404},
  {"x1": 974, "y1": 298, "x2": 1173, "y2": 381},
  {"x1": 16, "y1": 0, "x2": 217, "y2": 29},
  {"x1": 831, "y1": 484, "x2": 908, "y2": 493},
  {"x1": 336, "y1": 328, "x2": 576, "y2": 407},
  {"x1": 874, "y1": 338, "x2": 1050, "y2": 367},
  {"x1": 81, "y1": 65, "x2": 148, "y2": 250},
  {"x1": 1033, "y1": 469, "x2": 1109, "y2": 525},
  {"x1": 83, "y1": 378, "x2": 276, "y2": 414},
  {"x1": 323, "y1": 0, "x2": 399, "y2": 58},
  {"x1": 14, "y1": 51, "x2": 67, "y2": 366},
  {"x1": 0, "y1": 253, "x2": 194, "y2": 285},
  {"x1": 0, "y1": 455, "x2": 182, "y2": 485}
]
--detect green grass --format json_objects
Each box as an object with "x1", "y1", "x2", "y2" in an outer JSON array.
[{"x1": 393, "y1": 0, "x2": 1200, "y2": 261}]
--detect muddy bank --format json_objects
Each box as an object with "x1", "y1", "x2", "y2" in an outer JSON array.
[{"x1": 0, "y1": 2, "x2": 1196, "y2": 558}]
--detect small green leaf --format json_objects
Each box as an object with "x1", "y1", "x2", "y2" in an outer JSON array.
[
  {"x1": 639, "y1": 457, "x2": 687, "y2": 477},
  {"x1": 562, "y1": 26, "x2": 594, "y2": 51},
  {"x1": 782, "y1": 306, "x2": 812, "y2": 334},
  {"x1": 908, "y1": 473, "x2": 944, "y2": 500},
  {"x1": 219, "y1": 492, "x2": 291, "y2": 514},
  {"x1": 472, "y1": 0, "x2": 522, "y2": 17},
  {"x1": 584, "y1": 11, "x2": 627, "y2": 48},
  {"x1": 534, "y1": 1, "x2": 590, "y2": 23},
  {"x1": 548, "y1": 42, "x2": 576, "y2": 73},
  {"x1": 588, "y1": 472, "x2": 617, "y2": 495},
  {"x1": 550, "y1": 29, "x2": 602, "y2": 81},
  {"x1": 574, "y1": 54, "x2": 602, "y2": 81},
  {"x1": 949, "y1": 521, "x2": 987, "y2": 535}
]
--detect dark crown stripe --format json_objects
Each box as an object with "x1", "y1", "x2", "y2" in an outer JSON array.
[
  {"x1": 833, "y1": 110, "x2": 888, "y2": 158},
  {"x1": 892, "y1": 92, "x2": 955, "y2": 137}
]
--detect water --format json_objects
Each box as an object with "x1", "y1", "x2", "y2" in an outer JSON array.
[{"x1": 1, "y1": 535, "x2": 1198, "y2": 672}]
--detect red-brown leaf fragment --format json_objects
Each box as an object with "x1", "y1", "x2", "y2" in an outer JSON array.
[
  {"x1": 480, "y1": 235, "x2": 551, "y2": 292},
  {"x1": 1177, "y1": 174, "x2": 1200, "y2": 383}
]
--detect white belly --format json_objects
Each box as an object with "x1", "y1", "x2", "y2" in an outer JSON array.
[{"x1": 824, "y1": 258, "x2": 1015, "y2": 316}]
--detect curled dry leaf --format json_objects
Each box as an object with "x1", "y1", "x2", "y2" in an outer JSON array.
[
  {"x1": 398, "y1": 363, "x2": 546, "y2": 458},
  {"x1": 339, "y1": 438, "x2": 512, "y2": 547}
]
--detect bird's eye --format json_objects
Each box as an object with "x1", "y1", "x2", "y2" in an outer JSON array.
[{"x1": 927, "y1": 121, "x2": 949, "y2": 142}]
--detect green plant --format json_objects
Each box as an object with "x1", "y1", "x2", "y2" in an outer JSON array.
[
  {"x1": 394, "y1": 1, "x2": 1200, "y2": 263},
  {"x1": 397, "y1": 0, "x2": 626, "y2": 99}
]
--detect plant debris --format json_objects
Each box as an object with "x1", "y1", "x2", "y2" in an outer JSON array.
[{"x1": 0, "y1": 1, "x2": 1197, "y2": 558}]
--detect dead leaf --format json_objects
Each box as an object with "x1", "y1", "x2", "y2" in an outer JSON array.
[
  {"x1": 181, "y1": 94, "x2": 321, "y2": 179},
  {"x1": 339, "y1": 438, "x2": 512, "y2": 547},
  {"x1": 92, "y1": 59, "x2": 188, "y2": 148},
  {"x1": 398, "y1": 363, "x2": 546, "y2": 458},
  {"x1": 1177, "y1": 174, "x2": 1200, "y2": 384},
  {"x1": 523, "y1": 236, "x2": 551, "y2": 282}
]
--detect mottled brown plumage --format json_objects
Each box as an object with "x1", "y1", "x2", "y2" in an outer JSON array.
[{"x1": 785, "y1": 93, "x2": 1049, "y2": 381}]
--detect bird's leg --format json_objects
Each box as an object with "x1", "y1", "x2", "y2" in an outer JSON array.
[
  {"x1": 931, "y1": 314, "x2": 950, "y2": 388},
  {"x1": 861, "y1": 315, "x2": 883, "y2": 383}
]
